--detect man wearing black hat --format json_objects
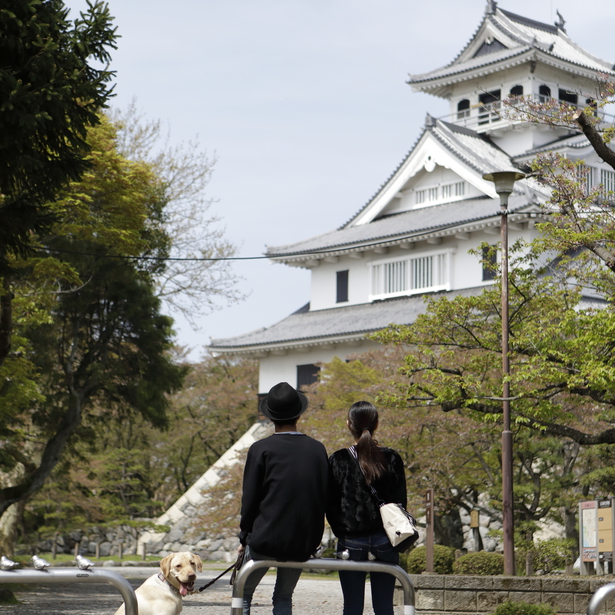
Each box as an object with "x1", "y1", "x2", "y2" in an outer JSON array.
[{"x1": 238, "y1": 382, "x2": 328, "y2": 615}]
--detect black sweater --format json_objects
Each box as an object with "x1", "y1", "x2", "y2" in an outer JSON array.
[
  {"x1": 326, "y1": 447, "x2": 407, "y2": 538},
  {"x1": 239, "y1": 433, "x2": 329, "y2": 561}
]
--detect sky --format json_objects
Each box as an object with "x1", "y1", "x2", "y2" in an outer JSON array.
[{"x1": 62, "y1": 0, "x2": 615, "y2": 361}]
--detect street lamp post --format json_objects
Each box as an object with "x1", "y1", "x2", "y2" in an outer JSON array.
[{"x1": 482, "y1": 171, "x2": 525, "y2": 576}]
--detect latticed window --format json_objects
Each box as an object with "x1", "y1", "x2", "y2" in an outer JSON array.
[
  {"x1": 478, "y1": 89, "x2": 501, "y2": 125},
  {"x1": 442, "y1": 181, "x2": 465, "y2": 200},
  {"x1": 538, "y1": 84, "x2": 551, "y2": 103},
  {"x1": 370, "y1": 251, "x2": 451, "y2": 300},
  {"x1": 457, "y1": 99, "x2": 470, "y2": 120},
  {"x1": 601, "y1": 169, "x2": 615, "y2": 199},
  {"x1": 576, "y1": 164, "x2": 595, "y2": 195}
]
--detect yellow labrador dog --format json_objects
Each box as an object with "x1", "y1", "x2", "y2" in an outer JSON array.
[{"x1": 114, "y1": 551, "x2": 203, "y2": 615}]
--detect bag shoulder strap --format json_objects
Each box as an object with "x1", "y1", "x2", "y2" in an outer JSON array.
[{"x1": 348, "y1": 446, "x2": 382, "y2": 503}]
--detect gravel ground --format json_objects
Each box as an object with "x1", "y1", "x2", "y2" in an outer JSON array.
[{"x1": 1, "y1": 566, "x2": 365, "y2": 615}]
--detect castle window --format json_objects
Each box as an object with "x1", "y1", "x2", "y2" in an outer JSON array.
[
  {"x1": 336, "y1": 270, "x2": 349, "y2": 303},
  {"x1": 538, "y1": 85, "x2": 551, "y2": 102},
  {"x1": 509, "y1": 85, "x2": 523, "y2": 97},
  {"x1": 600, "y1": 169, "x2": 615, "y2": 200},
  {"x1": 576, "y1": 164, "x2": 595, "y2": 195},
  {"x1": 482, "y1": 245, "x2": 497, "y2": 281},
  {"x1": 442, "y1": 181, "x2": 465, "y2": 199},
  {"x1": 297, "y1": 364, "x2": 320, "y2": 390},
  {"x1": 416, "y1": 188, "x2": 439, "y2": 205},
  {"x1": 457, "y1": 99, "x2": 470, "y2": 120},
  {"x1": 478, "y1": 90, "x2": 501, "y2": 125},
  {"x1": 559, "y1": 88, "x2": 578, "y2": 106},
  {"x1": 370, "y1": 250, "x2": 453, "y2": 300}
]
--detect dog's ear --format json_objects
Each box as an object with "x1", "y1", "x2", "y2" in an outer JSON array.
[
  {"x1": 194, "y1": 554, "x2": 203, "y2": 572},
  {"x1": 160, "y1": 554, "x2": 174, "y2": 577}
]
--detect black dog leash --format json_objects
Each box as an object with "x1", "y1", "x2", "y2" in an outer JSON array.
[{"x1": 198, "y1": 550, "x2": 245, "y2": 592}]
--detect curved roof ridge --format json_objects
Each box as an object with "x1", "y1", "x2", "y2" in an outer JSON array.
[{"x1": 338, "y1": 124, "x2": 428, "y2": 230}]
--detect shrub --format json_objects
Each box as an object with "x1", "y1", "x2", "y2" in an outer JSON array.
[
  {"x1": 400, "y1": 545, "x2": 455, "y2": 574},
  {"x1": 453, "y1": 551, "x2": 504, "y2": 575},
  {"x1": 516, "y1": 538, "x2": 575, "y2": 574},
  {"x1": 492, "y1": 600, "x2": 556, "y2": 615}
]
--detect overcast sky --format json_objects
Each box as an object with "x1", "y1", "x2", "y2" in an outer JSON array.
[{"x1": 62, "y1": 0, "x2": 615, "y2": 360}]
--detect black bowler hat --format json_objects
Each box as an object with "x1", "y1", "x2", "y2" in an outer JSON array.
[{"x1": 260, "y1": 382, "x2": 309, "y2": 421}]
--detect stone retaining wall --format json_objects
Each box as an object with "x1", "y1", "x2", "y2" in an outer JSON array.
[{"x1": 398, "y1": 575, "x2": 615, "y2": 615}]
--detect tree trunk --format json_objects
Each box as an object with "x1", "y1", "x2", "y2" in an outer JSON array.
[
  {"x1": 0, "y1": 392, "x2": 85, "y2": 517},
  {"x1": 0, "y1": 500, "x2": 25, "y2": 557},
  {"x1": 435, "y1": 508, "x2": 465, "y2": 549},
  {"x1": 0, "y1": 276, "x2": 12, "y2": 367}
]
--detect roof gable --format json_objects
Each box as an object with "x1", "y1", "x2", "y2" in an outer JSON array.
[
  {"x1": 345, "y1": 118, "x2": 526, "y2": 228},
  {"x1": 473, "y1": 38, "x2": 508, "y2": 58}
]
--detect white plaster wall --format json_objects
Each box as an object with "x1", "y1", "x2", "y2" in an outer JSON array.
[
  {"x1": 258, "y1": 339, "x2": 381, "y2": 393},
  {"x1": 451, "y1": 224, "x2": 542, "y2": 289},
  {"x1": 310, "y1": 222, "x2": 541, "y2": 312},
  {"x1": 310, "y1": 257, "x2": 371, "y2": 311}
]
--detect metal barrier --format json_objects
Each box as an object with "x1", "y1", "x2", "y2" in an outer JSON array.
[
  {"x1": 587, "y1": 582, "x2": 615, "y2": 615},
  {"x1": 0, "y1": 567, "x2": 138, "y2": 615},
  {"x1": 231, "y1": 558, "x2": 415, "y2": 615}
]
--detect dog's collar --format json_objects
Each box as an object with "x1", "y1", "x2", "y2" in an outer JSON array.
[{"x1": 158, "y1": 572, "x2": 181, "y2": 594}]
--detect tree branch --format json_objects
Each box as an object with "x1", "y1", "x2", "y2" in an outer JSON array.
[{"x1": 574, "y1": 110, "x2": 615, "y2": 170}]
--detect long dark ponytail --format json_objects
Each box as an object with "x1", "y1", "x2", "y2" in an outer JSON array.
[{"x1": 348, "y1": 401, "x2": 386, "y2": 483}]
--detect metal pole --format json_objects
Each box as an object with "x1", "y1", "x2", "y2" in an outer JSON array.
[
  {"x1": 231, "y1": 558, "x2": 415, "y2": 615},
  {"x1": 425, "y1": 488, "x2": 434, "y2": 572},
  {"x1": 586, "y1": 582, "x2": 615, "y2": 615},
  {"x1": 500, "y1": 190, "x2": 515, "y2": 576},
  {"x1": 482, "y1": 171, "x2": 524, "y2": 577},
  {"x1": 0, "y1": 568, "x2": 138, "y2": 615}
]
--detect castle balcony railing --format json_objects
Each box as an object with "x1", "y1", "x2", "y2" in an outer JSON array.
[{"x1": 440, "y1": 95, "x2": 615, "y2": 134}]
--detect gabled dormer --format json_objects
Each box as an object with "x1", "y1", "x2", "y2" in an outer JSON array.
[{"x1": 409, "y1": 1, "x2": 615, "y2": 156}]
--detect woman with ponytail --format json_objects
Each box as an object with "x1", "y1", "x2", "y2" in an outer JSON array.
[{"x1": 327, "y1": 401, "x2": 407, "y2": 615}]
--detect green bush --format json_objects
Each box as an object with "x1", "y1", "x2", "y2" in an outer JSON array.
[
  {"x1": 400, "y1": 545, "x2": 455, "y2": 574},
  {"x1": 452, "y1": 551, "x2": 504, "y2": 575},
  {"x1": 492, "y1": 600, "x2": 556, "y2": 615},
  {"x1": 516, "y1": 538, "x2": 575, "y2": 574}
]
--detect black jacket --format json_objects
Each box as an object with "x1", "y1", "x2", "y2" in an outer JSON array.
[
  {"x1": 327, "y1": 447, "x2": 407, "y2": 538},
  {"x1": 239, "y1": 433, "x2": 329, "y2": 561}
]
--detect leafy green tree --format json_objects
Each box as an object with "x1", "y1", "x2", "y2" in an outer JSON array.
[
  {"x1": 19, "y1": 355, "x2": 259, "y2": 545},
  {"x1": 0, "y1": 0, "x2": 117, "y2": 260},
  {"x1": 0, "y1": 117, "x2": 185, "y2": 549}
]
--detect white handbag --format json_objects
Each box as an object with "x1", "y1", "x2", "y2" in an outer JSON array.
[
  {"x1": 379, "y1": 501, "x2": 419, "y2": 548},
  {"x1": 348, "y1": 446, "x2": 419, "y2": 551}
]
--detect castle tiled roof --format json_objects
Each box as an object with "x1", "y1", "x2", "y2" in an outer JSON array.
[
  {"x1": 409, "y1": 3, "x2": 614, "y2": 96},
  {"x1": 209, "y1": 287, "x2": 485, "y2": 353},
  {"x1": 265, "y1": 118, "x2": 544, "y2": 262},
  {"x1": 209, "y1": 288, "x2": 607, "y2": 353}
]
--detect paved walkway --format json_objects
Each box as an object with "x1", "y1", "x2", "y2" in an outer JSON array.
[{"x1": 2, "y1": 567, "x2": 353, "y2": 615}]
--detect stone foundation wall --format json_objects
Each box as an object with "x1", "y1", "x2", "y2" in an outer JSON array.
[{"x1": 398, "y1": 575, "x2": 615, "y2": 615}]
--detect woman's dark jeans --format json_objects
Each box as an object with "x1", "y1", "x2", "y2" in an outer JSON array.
[{"x1": 336, "y1": 532, "x2": 398, "y2": 615}]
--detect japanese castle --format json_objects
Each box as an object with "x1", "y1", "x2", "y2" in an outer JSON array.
[{"x1": 209, "y1": 0, "x2": 615, "y2": 400}]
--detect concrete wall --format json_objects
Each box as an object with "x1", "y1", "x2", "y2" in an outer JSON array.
[{"x1": 397, "y1": 575, "x2": 615, "y2": 615}]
